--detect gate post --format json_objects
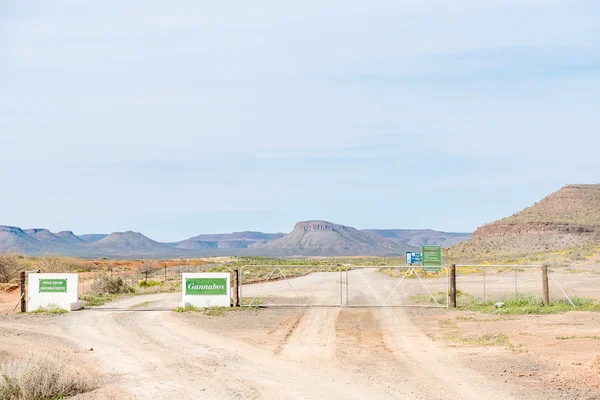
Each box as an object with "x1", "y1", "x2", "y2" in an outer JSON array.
[
  {"x1": 20, "y1": 271, "x2": 26, "y2": 312},
  {"x1": 542, "y1": 265, "x2": 550, "y2": 306},
  {"x1": 450, "y1": 264, "x2": 457, "y2": 308},
  {"x1": 232, "y1": 269, "x2": 240, "y2": 307}
]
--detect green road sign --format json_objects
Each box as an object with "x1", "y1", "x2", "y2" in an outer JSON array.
[
  {"x1": 39, "y1": 279, "x2": 67, "y2": 293},
  {"x1": 422, "y1": 245, "x2": 442, "y2": 272},
  {"x1": 185, "y1": 278, "x2": 227, "y2": 295}
]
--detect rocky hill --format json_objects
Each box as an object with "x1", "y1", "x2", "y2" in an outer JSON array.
[
  {"x1": 450, "y1": 184, "x2": 600, "y2": 258},
  {"x1": 250, "y1": 221, "x2": 418, "y2": 256}
]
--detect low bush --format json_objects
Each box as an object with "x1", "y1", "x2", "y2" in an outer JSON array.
[
  {"x1": 0, "y1": 254, "x2": 24, "y2": 283},
  {"x1": 0, "y1": 354, "x2": 95, "y2": 399},
  {"x1": 138, "y1": 280, "x2": 162, "y2": 288},
  {"x1": 79, "y1": 293, "x2": 119, "y2": 307},
  {"x1": 89, "y1": 274, "x2": 134, "y2": 295}
]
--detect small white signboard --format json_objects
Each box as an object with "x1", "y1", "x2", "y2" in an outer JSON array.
[
  {"x1": 180, "y1": 272, "x2": 231, "y2": 308},
  {"x1": 27, "y1": 273, "x2": 83, "y2": 312}
]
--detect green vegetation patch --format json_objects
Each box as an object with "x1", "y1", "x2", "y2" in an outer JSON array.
[
  {"x1": 174, "y1": 305, "x2": 260, "y2": 316},
  {"x1": 462, "y1": 296, "x2": 600, "y2": 315},
  {"x1": 29, "y1": 305, "x2": 69, "y2": 314},
  {"x1": 409, "y1": 291, "x2": 600, "y2": 315},
  {"x1": 80, "y1": 293, "x2": 121, "y2": 307},
  {"x1": 457, "y1": 334, "x2": 510, "y2": 346},
  {"x1": 138, "y1": 280, "x2": 163, "y2": 288},
  {"x1": 556, "y1": 335, "x2": 600, "y2": 340}
]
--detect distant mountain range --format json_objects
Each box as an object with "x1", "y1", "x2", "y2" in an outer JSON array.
[{"x1": 0, "y1": 221, "x2": 471, "y2": 259}]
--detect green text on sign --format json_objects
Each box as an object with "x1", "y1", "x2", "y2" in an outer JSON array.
[
  {"x1": 39, "y1": 279, "x2": 67, "y2": 293},
  {"x1": 422, "y1": 245, "x2": 442, "y2": 268},
  {"x1": 185, "y1": 278, "x2": 227, "y2": 295}
]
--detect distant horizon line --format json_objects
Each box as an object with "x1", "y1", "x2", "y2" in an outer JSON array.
[{"x1": 1, "y1": 221, "x2": 473, "y2": 243}]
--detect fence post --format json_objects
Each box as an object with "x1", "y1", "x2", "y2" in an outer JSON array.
[
  {"x1": 20, "y1": 271, "x2": 26, "y2": 312},
  {"x1": 232, "y1": 269, "x2": 240, "y2": 307},
  {"x1": 164, "y1": 266, "x2": 167, "y2": 283},
  {"x1": 450, "y1": 264, "x2": 457, "y2": 308},
  {"x1": 542, "y1": 265, "x2": 550, "y2": 306}
]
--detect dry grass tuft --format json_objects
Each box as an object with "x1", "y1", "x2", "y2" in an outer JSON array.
[{"x1": 0, "y1": 354, "x2": 95, "y2": 400}]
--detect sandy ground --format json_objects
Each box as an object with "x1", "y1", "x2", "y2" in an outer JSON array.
[{"x1": 0, "y1": 269, "x2": 599, "y2": 399}]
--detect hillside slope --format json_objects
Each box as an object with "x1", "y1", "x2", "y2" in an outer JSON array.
[
  {"x1": 450, "y1": 184, "x2": 600, "y2": 258},
  {"x1": 364, "y1": 229, "x2": 471, "y2": 248}
]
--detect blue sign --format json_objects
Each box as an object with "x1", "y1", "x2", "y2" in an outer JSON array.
[{"x1": 406, "y1": 252, "x2": 423, "y2": 264}]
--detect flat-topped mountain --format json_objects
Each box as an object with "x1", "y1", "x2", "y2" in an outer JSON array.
[
  {"x1": 250, "y1": 220, "x2": 417, "y2": 256},
  {"x1": 24, "y1": 228, "x2": 62, "y2": 242},
  {"x1": 450, "y1": 184, "x2": 600, "y2": 257},
  {"x1": 0, "y1": 225, "x2": 47, "y2": 253},
  {"x1": 56, "y1": 231, "x2": 86, "y2": 243}
]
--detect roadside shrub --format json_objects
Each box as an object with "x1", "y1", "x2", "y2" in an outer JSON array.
[
  {"x1": 0, "y1": 354, "x2": 95, "y2": 399},
  {"x1": 138, "y1": 280, "x2": 162, "y2": 288},
  {"x1": 79, "y1": 293, "x2": 117, "y2": 307},
  {"x1": 89, "y1": 274, "x2": 134, "y2": 295},
  {"x1": 0, "y1": 254, "x2": 24, "y2": 283}
]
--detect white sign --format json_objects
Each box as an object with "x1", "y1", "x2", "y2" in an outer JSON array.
[
  {"x1": 27, "y1": 273, "x2": 83, "y2": 312},
  {"x1": 180, "y1": 272, "x2": 231, "y2": 308}
]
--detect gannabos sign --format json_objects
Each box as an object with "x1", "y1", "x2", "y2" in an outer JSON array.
[
  {"x1": 180, "y1": 273, "x2": 231, "y2": 308},
  {"x1": 185, "y1": 278, "x2": 227, "y2": 295}
]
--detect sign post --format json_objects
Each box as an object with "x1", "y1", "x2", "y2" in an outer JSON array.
[
  {"x1": 422, "y1": 245, "x2": 442, "y2": 272},
  {"x1": 181, "y1": 273, "x2": 231, "y2": 308},
  {"x1": 27, "y1": 273, "x2": 83, "y2": 312},
  {"x1": 406, "y1": 252, "x2": 422, "y2": 265}
]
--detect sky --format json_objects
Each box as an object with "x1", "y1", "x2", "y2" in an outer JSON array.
[{"x1": 1, "y1": 1, "x2": 599, "y2": 241}]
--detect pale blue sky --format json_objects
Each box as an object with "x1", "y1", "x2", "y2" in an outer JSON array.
[{"x1": 1, "y1": 1, "x2": 599, "y2": 241}]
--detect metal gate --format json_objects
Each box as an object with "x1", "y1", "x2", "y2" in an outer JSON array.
[
  {"x1": 240, "y1": 265, "x2": 343, "y2": 307},
  {"x1": 239, "y1": 265, "x2": 449, "y2": 308},
  {"x1": 344, "y1": 266, "x2": 449, "y2": 308}
]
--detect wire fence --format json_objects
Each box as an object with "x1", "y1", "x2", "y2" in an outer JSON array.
[
  {"x1": 78, "y1": 265, "x2": 218, "y2": 296},
  {"x1": 453, "y1": 264, "x2": 600, "y2": 306},
  {"x1": 73, "y1": 263, "x2": 600, "y2": 308}
]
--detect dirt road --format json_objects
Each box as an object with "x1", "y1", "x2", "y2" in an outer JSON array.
[
  {"x1": 0, "y1": 294, "x2": 513, "y2": 399},
  {"x1": 1, "y1": 269, "x2": 598, "y2": 399}
]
